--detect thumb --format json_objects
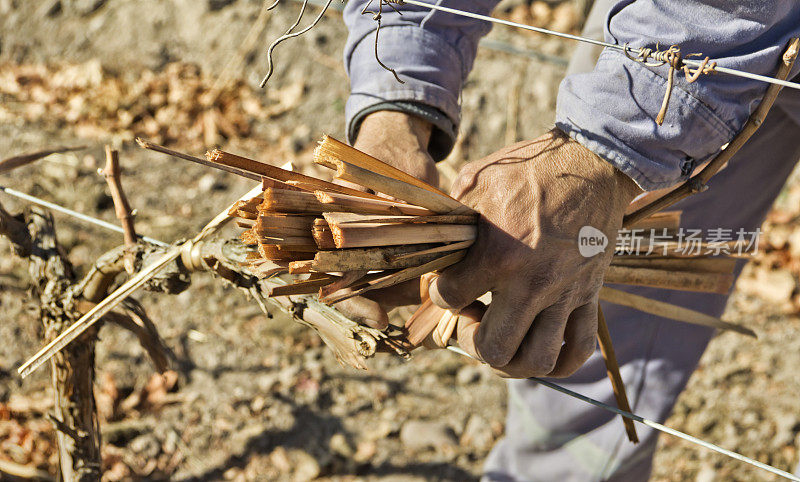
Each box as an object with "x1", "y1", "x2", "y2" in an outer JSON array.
[
  {"x1": 334, "y1": 297, "x2": 389, "y2": 330},
  {"x1": 428, "y1": 252, "x2": 492, "y2": 310}
]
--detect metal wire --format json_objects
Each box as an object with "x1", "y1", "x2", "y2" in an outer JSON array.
[
  {"x1": 0, "y1": 185, "x2": 168, "y2": 247},
  {"x1": 260, "y1": 0, "x2": 336, "y2": 87},
  {"x1": 4, "y1": 182, "x2": 796, "y2": 480},
  {"x1": 282, "y1": 0, "x2": 571, "y2": 67},
  {"x1": 445, "y1": 345, "x2": 799, "y2": 481},
  {"x1": 401, "y1": 0, "x2": 800, "y2": 91}
]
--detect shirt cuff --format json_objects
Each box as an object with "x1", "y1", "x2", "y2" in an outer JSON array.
[
  {"x1": 347, "y1": 101, "x2": 456, "y2": 162},
  {"x1": 345, "y1": 25, "x2": 465, "y2": 161},
  {"x1": 555, "y1": 49, "x2": 737, "y2": 191}
]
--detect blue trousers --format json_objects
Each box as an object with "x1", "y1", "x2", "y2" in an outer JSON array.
[{"x1": 482, "y1": 3, "x2": 800, "y2": 480}]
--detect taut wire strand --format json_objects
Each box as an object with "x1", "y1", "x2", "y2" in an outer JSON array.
[
  {"x1": 0, "y1": 185, "x2": 167, "y2": 247},
  {"x1": 399, "y1": 0, "x2": 800, "y2": 92},
  {"x1": 445, "y1": 345, "x2": 800, "y2": 481},
  {"x1": 5, "y1": 182, "x2": 798, "y2": 480}
]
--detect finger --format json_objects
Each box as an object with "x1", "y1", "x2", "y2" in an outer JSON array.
[
  {"x1": 428, "y1": 248, "x2": 492, "y2": 310},
  {"x1": 432, "y1": 309, "x2": 459, "y2": 348},
  {"x1": 333, "y1": 297, "x2": 389, "y2": 330},
  {"x1": 420, "y1": 272, "x2": 437, "y2": 302},
  {"x1": 495, "y1": 302, "x2": 571, "y2": 378},
  {"x1": 454, "y1": 301, "x2": 487, "y2": 360},
  {"x1": 472, "y1": 288, "x2": 546, "y2": 367},
  {"x1": 548, "y1": 301, "x2": 599, "y2": 378},
  {"x1": 363, "y1": 279, "x2": 422, "y2": 307}
]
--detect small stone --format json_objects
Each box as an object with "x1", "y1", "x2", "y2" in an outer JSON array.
[
  {"x1": 695, "y1": 464, "x2": 716, "y2": 482},
  {"x1": 197, "y1": 173, "x2": 225, "y2": 192},
  {"x1": 292, "y1": 449, "x2": 321, "y2": 481},
  {"x1": 460, "y1": 415, "x2": 495, "y2": 452},
  {"x1": 741, "y1": 269, "x2": 795, "y2": 304},
  {"x1": 788, "y1": 228, "x2": 800, "y2": 259},
  {"x1": 163, "y1": 430, "x2": 180, "y2": 454},
  {"x1": 250, "y1": 396, "x2": 266, "y2": 413},
  {"x1": 529, "y1": 1, "x2": 552, "y2": 27},
  {"x1": 353, "y1": 440, "x2": 376, "y2": 463},
  {"x1": 455, "y1": 365, "x2": 482, "y2": 385},
  {"x1": 773, "y1": 414, "x2": 799, "y2": 446},
  {"x1": 329, "y1": 432, "x2": 354, "y2": 458},
  {"x1": 549, "y1": 3, "x2": 579, "y2": 33},
  {"x1": 270, "y1": 447, "x2": 292, "y2": 473},
  {"x1": 400, "y1": 420, "x2": 457, "y2": 451},
  {"x1": 129, "y1": 434, "x2": 160, "y2": 458},
  {"x1": 65, "y1": 0, "x2": 107, "y2": 15}
]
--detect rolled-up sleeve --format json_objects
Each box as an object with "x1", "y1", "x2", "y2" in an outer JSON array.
[
  {"x1": 556, "y1": 1, "x2": 800, "y2": 190},
  {"x1": 343, "y1": 0, "x2": 499, "y2": 160}
]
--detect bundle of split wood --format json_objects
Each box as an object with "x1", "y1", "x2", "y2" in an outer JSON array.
[
  {"x1": 201, "y1": 135, "x2": 751, "y2": 346},
  {"x1": 219, "y1": 136, "x2": 476, "y2": 305}
]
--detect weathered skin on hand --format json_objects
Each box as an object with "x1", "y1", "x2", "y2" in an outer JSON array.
[{"x1": 430, "y1": 129, "x2": 642, "y2": 378}]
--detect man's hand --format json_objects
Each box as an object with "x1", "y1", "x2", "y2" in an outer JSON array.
[
  {"x1": 429, "y1": 129, "x2": 642, "y2": 378},
  {"x1": 333, "y1": 111, "x2": 437, "y2": 329},
  {"x1": 353, "y1": 110, "x2": 438, "y2": 188}
]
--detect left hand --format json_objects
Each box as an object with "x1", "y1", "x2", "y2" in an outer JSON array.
[
  {"x1": 429, "y1": 129, "x2": 642, "y2": 378},
  {"x1": 332, "y1": 111, "x2": 438, "y2": 328}
]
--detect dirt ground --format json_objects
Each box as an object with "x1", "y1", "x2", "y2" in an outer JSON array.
[{"x1": 1, "y1": 1, "x2": 800, "y2": 481}]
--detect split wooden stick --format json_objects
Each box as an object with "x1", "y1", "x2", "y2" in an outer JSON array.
[
  {"x1": 261, "y1": 188, "x2": 328, "y2": 214},
  {"x1": 0, "y1": 145, "x2": 86, "y2": 174},
  {"x1": 604, "y1": 265, "x2": 733, "y2": 294},
  {"x1": 596, "y1": 306, "x2": 639, "y2": 443},
  {"x1": 616, "y1": 241, "x2": 753, "y2": 259},
  {"x1": 288, "y1": 260, "x2": 315, "y2": 274},
  {"x1": 610, "y1": 256, "x2": 736, "y2": 274},
  {"x1": 318, "y1": 270, "x2": 369, "y2": 299},
  {"x1": 258, "y1": 243, "x2": 315, "y2": 261},
  {"x1": 255, "y1": 225, "x2": 312, "y2": 237},
  {"x1": 625, "y1": 211, "x2": 681, "y2": 231},
  {"x1": 314, "y1": 135, "x2": 453, "y2": 198},
  {"x1": 389, "y1": 240, "x2": 475, "y2": 262},
  {"x1": 312, "y1": 219, "x2": 337, "y2": 250},
  {"x1": 269, "y1": 275, "x2": 341, "y2": 296},
  {"x1": 247, "y1": 261, "x2": 287, "y2": 279},
  {"x1": 208, "y1": 149, "x2": 383, "y2": 200},
  {"x1": 317, "y1": 157, "x2": 471, "y2": 214},
  {"x1": 322, "y1": 250, "x2": 466, "y2": 304},
  {"x1": 322, "y1": 212, "x2": 477, "y2": 225},
  {"x1": 405, "y1": 299, "x2": 446, "y2": 346},
  {"x1": 240, "y1": 229, "x2": 258, "y2": 245},
  {"x1": 311, "y1": 244, "x2": 438, "y2": 272},
  {"x1": 330, "y1": 223, "x2": 477, "y2": 249},
  {"x1": 258, "y1": 236, "x2": 317, "y2": 249},
  {"x1": 599, "y1": 286, "x2": 755, "y2": 336},
  {"x1": 136, "y1": 138, "x2": 261, "y2": 181},
  {"x1": 315, "y1": 191, "x2": 435, "y2": 216},
  {"x1": 257, "y1": 214, "x2": 317, "y2": 230},
  {"x1": 262, "y1": 177, "x2": 303, "y2": 192}
]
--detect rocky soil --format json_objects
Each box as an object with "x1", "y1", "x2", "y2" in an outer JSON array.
[{"x1": 1, "y1": 1, "x2": 799, "y2": 481}]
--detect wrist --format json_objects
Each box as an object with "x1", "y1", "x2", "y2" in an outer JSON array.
[
  {"x1": 358, "y1": 111, "x2": 433, "y2": 150},
  {"x1": 354, "y1": 111, "x2": 439, "y2": 185},
  {"x1": 556, "y1": 129, "x2": 642, "y2": 204}
]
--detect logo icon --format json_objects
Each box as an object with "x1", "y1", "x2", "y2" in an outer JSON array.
[{"x1": 578, "y1": 226, "x2": 607, "y2": 257}]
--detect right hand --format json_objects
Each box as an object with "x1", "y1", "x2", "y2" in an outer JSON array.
[{"x1": 333, "y1": 110, "x2": 439, "y2": 329}]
